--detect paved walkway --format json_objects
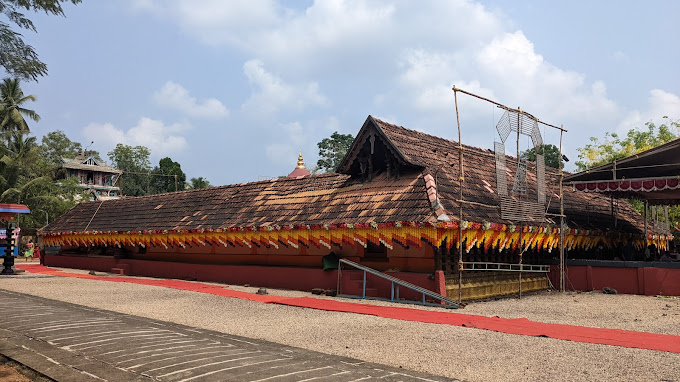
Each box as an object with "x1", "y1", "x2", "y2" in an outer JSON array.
[{"x1": 0, "y1": 290, "x2": 456, "y2": 382}]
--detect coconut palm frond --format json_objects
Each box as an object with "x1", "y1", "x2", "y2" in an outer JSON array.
[{"x1": 0, "y1": 187, "x2": 20, "y2": 203}]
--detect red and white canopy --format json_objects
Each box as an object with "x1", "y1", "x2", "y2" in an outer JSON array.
[{"x1": 565, "y1": 138, "x2": 680, "y2": 206}]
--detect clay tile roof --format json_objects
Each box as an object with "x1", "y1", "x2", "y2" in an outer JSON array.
[
  {"x1": 44, "y1": 172, "x2": 436, "y2": 234},
  {"x1": 45, "y1": 115, "x2": 650, "y2": 235},
  {"x1": 371, "y1": 117, "x2": 648, "y2": 233}
]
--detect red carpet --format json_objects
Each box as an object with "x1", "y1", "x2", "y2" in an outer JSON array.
[{"x1": 15, "y1": 264, "x2": 680, "y2": 354}]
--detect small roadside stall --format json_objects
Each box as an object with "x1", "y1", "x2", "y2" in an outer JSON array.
[
  {"x1": 0, "y1": 204, "x2": 31, "y2": 275},
  {"x1": 564, "y1": 139, "x2": 680, "y2": 295}
]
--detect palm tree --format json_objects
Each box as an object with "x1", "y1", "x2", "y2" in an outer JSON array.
[
  {"x1": 2, "y1": 130, "x2": 38, "y2": 158},
  {"x1": 0, "y1": 78, "x2": 40, "y2": 141}
]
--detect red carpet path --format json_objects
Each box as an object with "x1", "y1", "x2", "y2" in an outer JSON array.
[{"x1": 15, "y1": 264, "x2": 680, "y2": 354}]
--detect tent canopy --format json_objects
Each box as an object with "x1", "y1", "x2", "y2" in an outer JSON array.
[{"x1": 564, "y1": 138, "x2": 680, "y2": 205}]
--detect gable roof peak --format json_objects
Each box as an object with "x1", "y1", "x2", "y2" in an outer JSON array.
[{"x1": 336, "y1": 115, "x2": 417, "y2": 175}]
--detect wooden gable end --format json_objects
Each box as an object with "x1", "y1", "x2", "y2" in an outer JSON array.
[
  {"x1": 81, "y1": 156, "x2": 100, "y2": 166},
  {"x1": 337, "y1": 116, "x2": 422, "y2": 181}
]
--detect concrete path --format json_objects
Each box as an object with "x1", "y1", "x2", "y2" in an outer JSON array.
[{"x1": 0, "y1": 290, "x2": 457, "y2": 382}]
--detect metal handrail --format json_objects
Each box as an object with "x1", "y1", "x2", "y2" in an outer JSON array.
[
  {"x1": 336, "y1": 259, "x2": 459, "y2": 309},
  {"x1": 460, "y1": 261, "x2": 550, "y2": 273}
]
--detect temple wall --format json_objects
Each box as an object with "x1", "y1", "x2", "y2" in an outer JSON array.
[
  {"x1": 548, "y1": 262, "x2": 680, "y2": 296},
  {"x1": 55, "y1": 239, "x2": 436, "y2": 273},
  {"x1": 42, "y1": 255, "x2": 444, "y2": 300}
]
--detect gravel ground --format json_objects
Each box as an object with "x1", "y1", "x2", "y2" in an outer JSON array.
[{"x1": 1, "y1": 267, "x2": 678, "y2": 382}]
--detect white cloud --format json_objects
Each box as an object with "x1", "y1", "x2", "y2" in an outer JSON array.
[
  {"x1": 241, "y1": 59, "x2": 327, "y2": 115},
  {"x1": 617, "y1": 89, "x2": 680, "y2": 132},
  {"x1": 263, "y1": 117, "x2": 342, "y2": 172},
  {"x1": 265, "y1": 122, "x2": 304, "y2": 164},
  {"x1": 648, "y1": 89, "x2": 680, "y2": 118},
  {"x1": 153, "y1": 81, "x2": 229, "y2": 119},
  {"x1": 132, "y1": 0, "x2": 281, "y2": 47},
  {"x1": 83, "y1": 117, "x2": 189, "y2": 160},
  {"x1": 612, "y1": 50, "x2": 628, "y2": 62},
  {"x1": 391, "y1": 31, "x2": 621, "y2": 143},
  {"x1": 134, "y1": 0, "x2": 679, "y2": 175},
  {"x1": 135, "y1": 0, "x2": 506, "y2": 75}
]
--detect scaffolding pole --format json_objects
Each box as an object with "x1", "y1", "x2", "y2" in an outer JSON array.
[
  {"x1": 451, "y1": 85, "x2": 567, "y2": 300},
  {"x1": 559, "y1": 128, "x2": 565, "y2": 292},
  {"x1": 453, "y1": 86, "x2": 464, "y2": 304}
]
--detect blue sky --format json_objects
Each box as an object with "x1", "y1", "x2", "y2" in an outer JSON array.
[{"x1": 14, "y1": 0, "x2": 680, "y2": 186}]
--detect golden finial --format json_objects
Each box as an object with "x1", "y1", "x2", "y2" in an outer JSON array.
[{"x1": 296, "y1": 150, "x2": 306, "y2": 169}]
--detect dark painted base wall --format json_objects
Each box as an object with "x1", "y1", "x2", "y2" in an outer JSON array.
[
  {"x1": 549, "y1": 262, "x2": 680, "y2": 296},
  {"x1": 43, "y1": 255, "x2": 446, "y2": 300}
]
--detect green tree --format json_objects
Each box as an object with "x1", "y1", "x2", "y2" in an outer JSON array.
[
  {"x1": 2, "y1": 128, "x2": 42, "y2": 177},
  {"x1": 0, "y1": 128, "x2": 77, "y2": 229},
  {"x1": 0, "y1": 78, "x2": 39, "y2": 147},
  {"x1": 576, "y1": 117, "x2": 680, "y2": 229},
  {"x1": 108, "y1": 144, "x2": 151, "y2": 197},
  {"x1": 0, "y1": 0, "x2": 81, "y2": 81},
  {"x1": 38, "y1": 130, "x2": 102, "y2": 181},
  {"x1": 39, "y1": 130, "x2": 82, "y2": 166},
  {"x1": 521, "y1": 144, "x2": 564, "y2": 169},
  {"x1": 1, "y1": 176, "x2": 77, "y2": 228},
  {"x1": 316, "y1": 131, "x2": 354, "y2": 173},
  {"x1": 576, "y1": 117, "x2": 679, "y2": 170},
  {"x1": 187, "y1": 177, "x2": 211, "y2": 189},
  {"x1": 150, "y1": 157, "x2": 186, "y2": 194}
]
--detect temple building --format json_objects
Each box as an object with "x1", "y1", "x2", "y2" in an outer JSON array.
[
  {"x1": 60, "y1": 154, "x2": 123, "y2": 200},
  {"x1": 40, "y1": 116, "x2": 672, "y2": 300}
]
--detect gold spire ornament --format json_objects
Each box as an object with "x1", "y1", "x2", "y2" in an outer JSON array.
[{"x1": 296, "y1": 150, "x2": 306, "y2": 169}]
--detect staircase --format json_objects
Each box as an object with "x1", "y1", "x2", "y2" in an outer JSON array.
[{"x1": 337, "y1": 259, "x2": 459, "y2": 309}]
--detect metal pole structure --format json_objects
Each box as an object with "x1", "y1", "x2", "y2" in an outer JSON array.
[
  {"x1": 451, "y1": 86, "x2": 567, "y2": 297},
  {"x1": 559, "y1": 128, "x2": 565, "y2": 292},
  {"x1": 516, "y1": 108, "x2": 522, "y2": 298},
  {"x1": 448, "y1": 87, "x2": 567, "y2": 132},
  {"x1": 644, "y1": 200, "x2": 648, "y2": 248},
  {"x1": 453, "y1": 86, "x2": 465, "y2": 304},
  {"x1": 518, "y1": 225, "x2": 523, "y2": 298},
  {"x1": 2, "y1": 222, "x2": 16, "y2": 275},
  {"x1": 516, "y1": 107, "x2": 521, "y2": 166},
  {"x1": 175, "y1": 174, "x2": 178, "y2": 192}
]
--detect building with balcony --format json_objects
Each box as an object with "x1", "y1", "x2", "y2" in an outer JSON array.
[{"x1": 61, "y1": 154, "x2": 123, "y2": 200}]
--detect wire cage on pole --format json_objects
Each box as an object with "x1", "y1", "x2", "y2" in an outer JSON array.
[{"x1": 451, "y1": 86, "x2": 568, "y2": 300}]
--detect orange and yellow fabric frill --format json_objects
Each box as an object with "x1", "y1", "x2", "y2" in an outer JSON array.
[{"x1": 42, "y1": 221, "x2": 672, "y2": 253}]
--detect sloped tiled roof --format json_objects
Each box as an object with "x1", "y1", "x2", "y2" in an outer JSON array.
[
  {"x1": 62, "y1": 155, "x2": 122, "y2": 174},
  {"x1": 45, "y1": 116, "x2": 648, "y2": 235},
  {"x1": 44, "y1": 172, "x2": 436, "y2": 234},
  {"x1": 372, "y1": 117, "x2": 646, "y2": 233}
]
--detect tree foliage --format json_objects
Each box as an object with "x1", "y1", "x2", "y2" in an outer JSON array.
[
  {"x1": 316, "y1": 131, "x2": 354, "y2": 173},
  {"x1": 575, "y1": 117, "x2": 680, "y2": 229},
  {"x1": 576, "y1": 117, "x2": 680, "y2": 171},
  {"x1": 0, "y1": 128, "x2": 78, "y2": 229},
  {"x1": 40, "y1": 130, "x2": 82, "y2": 166},
  {"x1": 0, "y1": 78, "x2": 38, "y2": 145},
  {"x1": 521, "y1": 144, "x2": 564, "y2": 169},
  {"x1": 150, "y1": 157, "x2": 186, "y2": 194},
  {"x1": 188, "y1": 177, "x2": 211, "y2": 190},
  {"x1": 0, "y1": 0, "x2": 81, "y2": 81},
  {"x1": 108, "y1": 144, "x2": 151, "y2": 197}
]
